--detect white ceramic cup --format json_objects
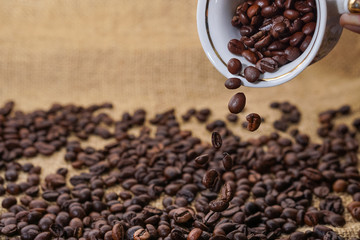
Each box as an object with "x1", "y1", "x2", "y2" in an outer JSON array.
[{"x1": 197, "y1": 0, "x2": 360, "y2": 87}]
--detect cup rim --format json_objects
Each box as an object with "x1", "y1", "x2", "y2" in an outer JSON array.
[{"x1": 197, "y1": 0, "x2": 327, "y2": 88}]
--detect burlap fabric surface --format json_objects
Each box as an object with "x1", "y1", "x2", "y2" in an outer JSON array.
[{"x1": 0, "y1": 0, "x2": 360, "y2": 238}]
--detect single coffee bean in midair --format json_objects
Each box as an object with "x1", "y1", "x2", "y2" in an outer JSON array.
[
  {"x1": 246, "y1": 113, "x2": 262, "y2": 131},
  {"x1": 228, "y1": 92, "x2": 246, "y2": 113},
  {"x1": 225, "y1": 78, "x2": 242, "y2": 89}
]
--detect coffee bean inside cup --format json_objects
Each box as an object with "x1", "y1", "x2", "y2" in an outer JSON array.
[{"x1": 229, "y1": 0, "x2": 317, "y2": 83}]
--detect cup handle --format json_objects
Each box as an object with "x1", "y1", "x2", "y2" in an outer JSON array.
[{"x1": 339, "y1": 0, "x2": 360, "y2": 13}]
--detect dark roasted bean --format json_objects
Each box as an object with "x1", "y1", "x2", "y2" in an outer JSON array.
[
  {"x1": 244, "y1": 66, "x2": 260, "y2": 83},
  {"x1": 227, "y1": 58, "x2": 242, "y2": 75},
  {"x1": 302, "y1": 22, "x2": 316, "y2": 35},
  {"x1": 202, "y1": 169, "x2": 220, "y2": 189},
  {"x1": 225, "y1": 78, "x2": 242, "y2": 89},
  {"x1": 257, "y1": 58, "x2": 279, "y2": 73},
  {"x1": 285, "y1": 46, "x2": 301, "y2": 61},
  {"x1": 299, "y1": 35, "x2": 312, "y2": 52},
  {"x1": 211, "y1": 132, "x2": 222, "y2": 149},
  {"x1": 228, "y1": 92, "x2": 246, "y2": 113},
  {"x1": 228, "y1": 39, "x2": 245, "y2": 55},
  {"x1": 222, "y1": 152, "x2": 233, "y2": 171},
  {"x1": 209, "y1": 199, "x2": 229, "y2": 212},
  {"x1": 242, "y1": 50, "x2": 258, "y2": 64},
  {"x1": 284, "y1": 10, "x2": 300, "y2": 20},
  {"x1": 246, "y1": 113, "x2": 262, "y2": 131}
]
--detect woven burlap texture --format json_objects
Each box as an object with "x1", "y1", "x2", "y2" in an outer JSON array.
[{"x1": 0, "y1": 0, "x2": 360, "y2": 238}]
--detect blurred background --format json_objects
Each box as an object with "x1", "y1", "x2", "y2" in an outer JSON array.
[{"x1": 0, "y1": 0, "x2": 360, "y2": 237}]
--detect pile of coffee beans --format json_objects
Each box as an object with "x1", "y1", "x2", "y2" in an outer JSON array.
[
  {"x1": 1, "y1": 101, "x2": 360, "y2": 239},
  {"x1": 270, "y1": 101, "x2": 302, "y2": 132},
  {"x1": 229, "y1": 0, "x2": 317, "y2": 83},
  {"x1": 182, "y1": 108, "x2": 212, "y2": 123}
]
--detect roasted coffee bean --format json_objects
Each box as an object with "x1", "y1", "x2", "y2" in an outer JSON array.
[
  {"x1": 227, "y1": 58, "x2": 242, "y2": 75},
  {"x1": 228, "y1": 39, "x2": 245, "y2": 55},
  {"x1": 35, "y1": 142, "x2": 56, "y2": 156},
  {"x1": 112, "y1": 223, "x2": 124, "y2": 240},
  {"x1": 34, "y1": 232, "x2": 51, "y2": 240},
  {"x1": 220, "y1": 182, "x2": 235, "y2": 203},
  {"x1": 240, "y1": 25, "x2": 256, "y2": 37},
  {"x1": 242, "y1": 50, "x2": 258, "y2": 64},
  {"x1": 222, "y1": 152, "x2": 233, "y2": 171},
  {"x1": 351, "y1": 207, "x2": 360, "y2": 221},
  {"x1": 211, "y1": 132, "x2": 222, "y2": 149},
  {"x1": 299, "y1": 35, "x2": 312, "y2": 52},
  {"x1": 268, "y1": 41, "x2": 287, "y2": 51},
  {"x1": 188, "y1": 228, "x2": 203, "y2": 240},
  {"x1": 204, "y1": 211, "x2": 221, "y2": 226},
  {"x1": 272, "y1": 55, "x2": 289, "y2": 66},
  {"x1": 261, "y1": 5, "x2": 279, "y2": 18},
  {"x1": 195, "y1": 154, "x2": 209, "y2": 166},
  {"x1": 320, "y1": 195, "x2": 344, "y2": 214},
  {"x1": 133, "y1": 228, "x2": 150, "y2": 240},
  {"x1": 225, "y1": 78, "x2": 242, "y2": 89},
  {"x1": 244, "y1": 66, "x2": 260, "y2": 83},
  {"x1": 301, "y1": 12, "x2": 315, "y2": 23},
  {"x1": 325, "y1": 213, "x2": 346, "y2": 227},
  {"x1": 257, "y1": 57, "x2": 279, "y2": 73},
  {"x1": 271, "y1": 22, "x2": 287, "y2": 39},
  {"x1": 5, "y1": 169, "x2": 18, "y2": 182},
  {"x1": 246, "y1": 113, "x2": 262, "y2": 131},
  {"x1": 226, "y1": 113, "x2": 238, "y2": 122},
  {"x1": 284, "y1": 10, "x2": 300, "y2": 20},
  {"x1": 254, "y1": 35, "x2": 272, "y2": 49},
  {"x1": 172, "y1": 207, "x2": 193, "y2": 223},
  {"x1": 1, "y1": 223, "x2": 17, "y2": 236},
  {"x1": 333, "y1": 179, "x2": 347, "y2": 192},
  {"x1": 304, "y1": 211, "x2": 322, "y2": 226},
  {"x1": 313, "y1": 186, "x2": 330, "y2": 198},
  {"x1": 209, "y1": 199, "x2": 229, "y2": 212},
  {"x1": 228, "y1": 92, "x2": 246, "y2": 113},
  {"x1": 285, "y1": 46, "x2": 301, "y2": 61},
  {"x1": 2, "y1": 196, "x2": 17, "y2": 209},
  {"x1": 6, "y1": 183, "x2": 20, "y2": 195},
  {"x1": 247, "y1": 5, "x2": 261, "y2": 18},
  {"x1": 202, "y1": 169, "x2": 220, "y2": 189},
  {"x1": 302, "y1": 22, "x2": 316, "y2": 35},
  {"x1": 294, "y1": 1, "x2": 313, "y2": 13},
  {"x1": 49, "y1": 223, "x2": 64, "y2": 238},
  {"x1": 289, "y1": 32, "x2": 305, "y2": 47}
]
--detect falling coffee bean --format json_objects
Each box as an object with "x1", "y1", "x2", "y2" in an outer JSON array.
[
  {"x1": 246, "y1": 113, "x2": 262, "y2": 131},
  {"x1": 228, "y1": 92, "x2": 246, "y2": 113},
  {"x1": 225, "y1": 78, "x2": 242, "y2": 89}
]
